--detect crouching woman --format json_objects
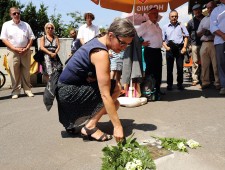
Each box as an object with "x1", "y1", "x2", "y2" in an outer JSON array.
[{"x1": 56, "y1": 18, "x2": 136, "y2": 142}]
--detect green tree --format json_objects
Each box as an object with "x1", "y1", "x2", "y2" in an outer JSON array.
[
  {"x1": 67, "y1": 11, "x2": 85, "y2": 29},
  {"x1": 36, "y1": 3, "x2": 49, "y2": 37},
  {"x1": 99, "y1": 27, "x2": 107, "y2": 33},
  {"x1": 61, "y1": 11, "x2": 85, "y2": 38},
  {"x1": 49, "y1": 9, "x2": 64, "y2": 37},
  {"x1": 21, "y1": 2, "x2": 38, "y2": 36}
]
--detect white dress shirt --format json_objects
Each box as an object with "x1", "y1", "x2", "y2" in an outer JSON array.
[
  {"x1": 77, "y1": 23, "x2": 99, "y2": 44},
  {"x1": 210, "y1": 3, "x2": 225, "y2": 45},
  {"x1": 136, "y1": 20, "x2": 163, "y2": 48},
  {"x1": 0, "y1": 20, "x2": 35, "y2": 47}
]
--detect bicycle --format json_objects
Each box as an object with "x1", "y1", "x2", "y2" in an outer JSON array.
[
  {"x1": 0, "y1": 70, "x2": 6, "y2": 88},
  {"x1": 0, "y1": 54, "x2": 7, "y2": 89}
]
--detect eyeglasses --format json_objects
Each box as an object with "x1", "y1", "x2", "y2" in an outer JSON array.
[
  {"x1": 115, "y1": 35, "x2": 131, "y2": 47},
  {"x1": 47, "y1": 27, "x2": 54, "y2": 30},
  {"x1": 12, "y1": 12, "x2": 20, "y2": 16}
]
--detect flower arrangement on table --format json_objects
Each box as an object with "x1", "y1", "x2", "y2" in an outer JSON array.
[{"x1": 101, "y1": 134, "x2": 156, "y2": 170}]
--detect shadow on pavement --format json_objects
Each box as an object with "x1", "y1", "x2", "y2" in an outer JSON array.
[
  {"x1": 96, "y1": 119, "x2": 157, "y2": 137},
  {"x1": 160, "y1": 86, "x2": 224, "y2": 102},
  {"x1": 60, "y1": 119, "x2": 157, "y2": 139}
]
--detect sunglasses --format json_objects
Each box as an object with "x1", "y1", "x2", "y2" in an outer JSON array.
[
  {"x1": 12, "y1": 12, "x2": 20, "y2": 16},
  {"x1": 115, "y1": 35, "x2": 131, "y2": 47},
  {"x1": 47, "y1": 27, "x2": 54, "y2": 30}
]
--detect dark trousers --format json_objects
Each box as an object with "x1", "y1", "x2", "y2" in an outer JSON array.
[
  {"x1": 166, "y1": 46, "x2": 184, "y2": 87},
  {"x1": 144, "y1": 47, "x2": 162, "y2": 92}
]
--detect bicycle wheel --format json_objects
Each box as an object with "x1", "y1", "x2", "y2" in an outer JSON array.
[{"x1": 0, "y1": 71, "x2": 6, "y2": 88}]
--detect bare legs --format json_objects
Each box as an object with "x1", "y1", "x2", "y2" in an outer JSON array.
[{"x1": 81, "y1": 82, "x2": 121, "y2": 140}]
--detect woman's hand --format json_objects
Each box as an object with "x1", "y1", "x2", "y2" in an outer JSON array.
[
  {"x1": 113, "y1": 125, "x2": 124, "y2": 142},
  {"x1": 49, "y1": 52, "x2": 56, "y2": 58}
]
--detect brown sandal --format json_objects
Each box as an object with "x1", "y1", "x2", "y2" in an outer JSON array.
[{"x1": 81, "y1": 126, "x2": 112, "y2": 142}]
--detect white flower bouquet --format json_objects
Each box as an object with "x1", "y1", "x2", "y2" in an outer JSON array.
[{"x1": 101, "y1": 134, "x2": 156, "y2": 170}]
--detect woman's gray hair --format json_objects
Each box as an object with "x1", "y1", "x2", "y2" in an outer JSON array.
[{"x1": 108, "y1": 18, "x2": 136, "y2": 38}]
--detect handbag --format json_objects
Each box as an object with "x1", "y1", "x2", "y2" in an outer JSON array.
[
  {"x1": 33, "y1": 50, "x2": 45, "y2": 63},
  {"x1": 30, "y1": 54, "x2": 38, "y2": 74}
]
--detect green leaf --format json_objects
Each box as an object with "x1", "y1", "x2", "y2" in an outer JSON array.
[{"x1": 101, "y1": 133, "x2": 156, "y2": 170}]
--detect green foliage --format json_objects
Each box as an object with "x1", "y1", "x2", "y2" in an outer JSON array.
[
  {"x1": 152, "y1": 136, "x2": 188, "y2": 152},
  {"x1": 36, "y1": 3, "x2": 49, "y2": 37},
  {"x1": 101, "y1": 134, "x2": 156, "y2": 170},
  {"x1": 49, "y1": 11, "x2": 64, "y2": 37},
  {"x1": 67, "y1": 11, "x2": 85, "y2": 29},
  {"x1": 21, "y1": 2, "x2": 38, "y2": 36},
  {"x1": 99, "y1": 27, "x2": 107, "y2": 33}
]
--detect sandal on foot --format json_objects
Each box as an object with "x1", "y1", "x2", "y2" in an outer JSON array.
[
  {"x1": 81, "y1": 126, "x2": 112, "y2": 142},
  {"x1": 66, "y1": 123, "x2": 85, "y2": 135}
]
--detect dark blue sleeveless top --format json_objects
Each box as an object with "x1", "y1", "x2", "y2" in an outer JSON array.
[{"x1": 59, "y1": 38, "x2": 108, "y2": 84}]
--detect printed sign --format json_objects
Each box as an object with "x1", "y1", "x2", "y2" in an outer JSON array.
[{"x1": 135, "y1": 3, "x2": 168, "y2": 13}]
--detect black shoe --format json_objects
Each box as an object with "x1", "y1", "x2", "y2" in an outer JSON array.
[
  {"x1": 177, "y1": 85, "x2": 184, "y2": 90},
  {"x1": 66, "y1": 122, "x2": 85, "y2": 135},
  {"x1": 81, "y1": 126, "x2": 112, "y2": 142},
  {"x1": 167, "y1": 86, "x2": 173, "y2": 91}
]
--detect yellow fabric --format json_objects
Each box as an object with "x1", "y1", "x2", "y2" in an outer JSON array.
[
  {"x1": 3, "y1": 53, "x2": 38, "y2": 75},
  {"x1": 30, "y1": 53, "x2": 38, "y2": 75},
  {"x1": 3, "y1": 55, "x2": 9, "y2": 74}
]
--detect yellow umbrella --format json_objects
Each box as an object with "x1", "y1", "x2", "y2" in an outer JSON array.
[{"x1": 91, "y1": 0, "x2": 188, "y2": 14}]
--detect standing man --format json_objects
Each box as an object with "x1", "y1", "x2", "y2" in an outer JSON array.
[
  {"x1": 0, "y1": 7, "x2": 35, "y2": 99},
  {"x1": 162, "y1": 10, "x2": 189, "y2": 91},
  {"x1": 210, "y1": 0, "x2": 225, "y2": 95},
  {"x1": 136, "y1": 8, "x2": 165, "y2": 96},
  {"x1": 197, "y1": 1, "x2": 220, "y2": 90},
  {"x1": 69, "y1": 29, "x2": 81, "y2": 57},
  {"x1": 77, "y1": 12, "x2": 99, "y2": 45},
  {"x1": 187, "y1": 4, "x2": 205, "y2": 86}
]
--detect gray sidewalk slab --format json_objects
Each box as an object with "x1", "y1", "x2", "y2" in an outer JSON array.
[{"x1": 0, "y1": 66, "x2": 225, "y2": 170}]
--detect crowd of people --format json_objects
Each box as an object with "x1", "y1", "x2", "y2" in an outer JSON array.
[{"x1": 0, "y1": 0, "x2": 225, "y2": 142}]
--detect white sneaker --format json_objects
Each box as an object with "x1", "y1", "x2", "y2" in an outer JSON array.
[
  {"x1": 219, "y1": 88, "x2": 225, "y2": 95},
  {"x1": 25, "y1": 91, "x2": 34, "y2": 97},
  {"x1": 12, "y1": 95, "x2": 18, "y2": 99}
]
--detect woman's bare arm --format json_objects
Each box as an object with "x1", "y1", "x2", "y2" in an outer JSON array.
[{"x1": 90, "y1": 50, "x2": 123, "y2": 141}]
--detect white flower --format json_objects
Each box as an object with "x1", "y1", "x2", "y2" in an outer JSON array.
[
  {"x1": 125, "y1": 159, "x2": 142, "y2": 170},
  {"x1": 125, "y1": 161, "x2": 136, "y2": 170},
  {"x1": 186, "y1": 139, "x2": 200, "y2": 149},
  {"x1": 177, "y1": 142, "x2": 186, "y2": 150},
  {"x1": 122, "y1": 147, "x2": 132, "y2": 152},
  {"x1": 133, "y1": 158, "x2": 142, "y2": 167}
]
